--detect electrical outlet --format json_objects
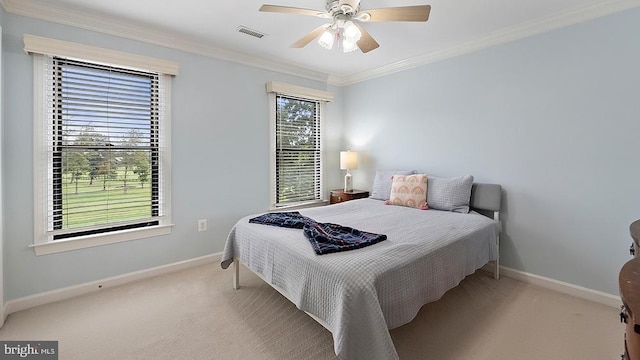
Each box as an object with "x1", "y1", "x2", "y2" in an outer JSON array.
[{"x1": 198, "y1": 219, "x2": 207, "y2": 232}]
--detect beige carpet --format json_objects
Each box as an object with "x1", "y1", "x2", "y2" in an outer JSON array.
[{"x1": 0, "y1": 263, "x2": 623, "y2": 360}]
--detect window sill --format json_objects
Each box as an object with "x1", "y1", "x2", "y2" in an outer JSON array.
[
  {"x1": 30, "y1": 224, "x2": 174, "y2": 256},
  {"x1": 270, "y1": 200, "x2": 329, "y2": 212}
]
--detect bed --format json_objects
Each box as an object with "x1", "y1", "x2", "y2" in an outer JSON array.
[{"x1": 220, "y1": 183, "x2": 502, "y2": 359}]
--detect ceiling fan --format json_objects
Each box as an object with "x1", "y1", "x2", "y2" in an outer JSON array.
[{"x1": 259, "y1": 0, "x2": 431, "y2": 53}]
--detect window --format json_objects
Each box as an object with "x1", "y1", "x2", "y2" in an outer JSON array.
[
  {"x1": 274, "y1": 95, "x2": 322, "y2": 206},
  {"x1": 26, "y1": 35, "x2": 178, "y2": 255},
  {"x1": 267, "y1": 82, "x2": 333, "y2": 209}
]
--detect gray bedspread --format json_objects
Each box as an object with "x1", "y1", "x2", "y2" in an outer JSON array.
[{"x1": 221, "y1": 198, "x2": 499, "y2": 359}]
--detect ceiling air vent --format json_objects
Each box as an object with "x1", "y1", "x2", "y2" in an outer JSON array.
[{"x1": 237, "y1": 26, "x2": 266, "y2": 39}]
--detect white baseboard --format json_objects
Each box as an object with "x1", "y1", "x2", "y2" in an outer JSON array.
[
  {"x1": 3, "y1": 256, "x2": 620, "y2": 322},
  {"x1": 4, "y1": 253, "x2": 221, "y2": 316},
  {"x1": 483, "y1": 264, "x2": 621, "y2": 308},
  {"x1": 0, "y1": 303, "x2": 5, "y2": 328}
]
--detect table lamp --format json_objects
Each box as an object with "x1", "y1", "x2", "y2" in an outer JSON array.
[{"x1": 340, "y1": 150, "x2": 358, "y2": 192}]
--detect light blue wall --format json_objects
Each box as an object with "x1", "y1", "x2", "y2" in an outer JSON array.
[
  {"x1": 1, "y1": 13, "x2": 343, "y2": 301},
  {"x1": 1, "y1": 6, "x2": 6, "y2": 315},
  {"x1": 342, "y1": 8, "x2": 640, "y2": 295}
]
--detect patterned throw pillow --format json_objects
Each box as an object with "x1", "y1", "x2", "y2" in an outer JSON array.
[{"x1": 385, "y1": 174, "x2": 428, "y2": 209}]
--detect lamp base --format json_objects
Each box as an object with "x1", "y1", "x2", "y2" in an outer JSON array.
[{"x1": 344, "y1": 173, "x2": 353, "y2": 192}]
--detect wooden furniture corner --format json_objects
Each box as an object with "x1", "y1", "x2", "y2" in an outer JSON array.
[
  {"x1": 620, "y1": 219, "x2": 640, "y2": 359},
  {"x1": 329, "y1": 189, "x2": 369, "y2": 204}
]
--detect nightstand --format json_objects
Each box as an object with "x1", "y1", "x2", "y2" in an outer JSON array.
[{"x1": 330, "y1": 189, "x2": 369, "y2": 204}]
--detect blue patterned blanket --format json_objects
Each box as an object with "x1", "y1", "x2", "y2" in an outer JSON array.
[{"x1": 248, "y1": 212, "x2": 387, "y2": 255}]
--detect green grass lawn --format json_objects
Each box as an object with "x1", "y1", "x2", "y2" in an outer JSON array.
[{"x1": 62, "y1": 174, "x2": 151, "y2": 229}]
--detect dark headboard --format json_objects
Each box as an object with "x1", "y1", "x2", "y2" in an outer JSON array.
[{"x1": 470, "y1": 183, "x2": 502, "y2": 213}]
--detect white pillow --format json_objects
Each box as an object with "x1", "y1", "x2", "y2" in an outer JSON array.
[
  {"x1": 370, "y1": 169, "x2": 416, "y2": 200},
  {"x1": 427, "y1": 175, "x2": 474, "y2": 213}
]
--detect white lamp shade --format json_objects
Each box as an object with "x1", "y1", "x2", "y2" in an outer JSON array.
[
  {"x1": 342, "y1": 39, "x2": 359, "y2": 53},
  {"x1": 318, "y1": 30, "x2": 335, "y2": 50},
  {"x1": 340, "y1": 151, "x2": 358, "y2": 170},
  {"x1": 343, "y1": 21, "x2": 361, "y2": 42}
]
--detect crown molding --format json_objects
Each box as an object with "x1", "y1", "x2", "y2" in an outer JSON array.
[
  {"x1": 2, "y1": 0, "x2": 639, "y2": 87},
  {"x1": 328, "y1": 0, "x2": 640, "y2": 86},
  {"x1": 0, "y1": 0, "x2": 330, "y2": 83}
]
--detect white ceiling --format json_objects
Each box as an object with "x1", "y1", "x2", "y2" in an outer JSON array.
[{"x1": 3, "y1": 0, "x2": 639, "y2": 85}]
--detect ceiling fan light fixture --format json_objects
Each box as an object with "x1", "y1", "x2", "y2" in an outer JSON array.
[
  {"x1": 343, "y1": 21, "x2": 361, "y2": 42},
  {"x1": 259, "y1": 1, "x2": 429, "y2": 54},
  {"x1": 318, "y1": 30, "x2": 335, "y2": 50},
  {"x1": 342, "y1": 39, "x2": 359, "y2": 53}
]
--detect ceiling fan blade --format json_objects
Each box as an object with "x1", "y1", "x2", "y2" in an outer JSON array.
[
  {"x1": 354, "y1": 23, "x2": 379, "y2": 53},
  {"x1": 291, "y1": 25, "x2": 327, "y2": 48},
  {"x1": 259, "y1": 5, "x2": 328, "y2": 18},
  {"x1": 361, "y1": 5, "x2": 431, "y2": 22}
]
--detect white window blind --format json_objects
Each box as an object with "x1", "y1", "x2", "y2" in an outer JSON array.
[
  {"x1": 39, "y1": 56, "x2": 168, "y2": 240},
  {"x1": 274, "y1": 94, "x2": 322, "y2": 206}
]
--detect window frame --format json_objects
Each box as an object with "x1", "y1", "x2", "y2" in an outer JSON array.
[
  {"x1": 28, "y1": 37, "x2": 177, "y2": 256},
  {"x1": 267, "y1": 82, "x2": 333, "y2": 210}
]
